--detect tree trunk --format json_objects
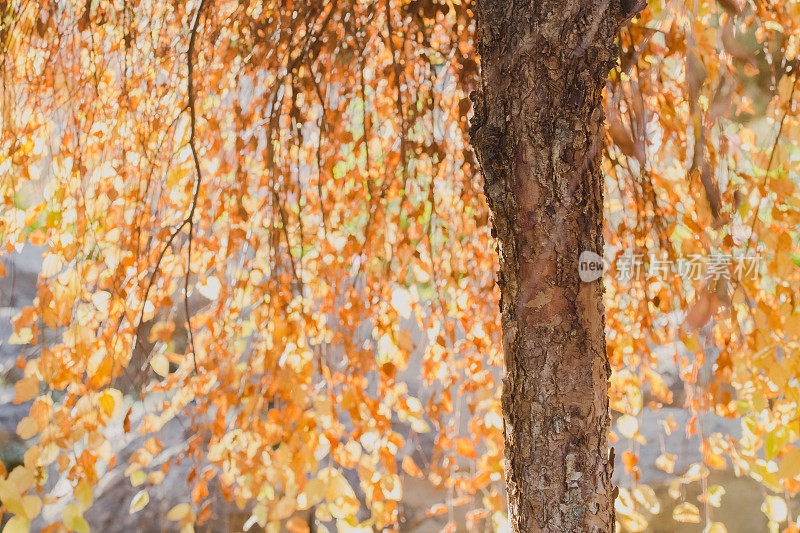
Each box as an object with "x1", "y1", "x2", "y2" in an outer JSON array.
[{"x1": 469, "y1": 2, "x2": 641, "y2": 531}]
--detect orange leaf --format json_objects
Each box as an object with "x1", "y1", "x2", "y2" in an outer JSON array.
[
  {"x1": 455, "y1": 438, "x2": 478, "y2": 459},
  {"x1": 426, "y1": 504, "x2": 448, "y2": 517},
  {"x1": 402, "y1": 456, "x2": 424, "y2": 478},
  {"x1": 622, "y1": 451, "x2": 638, "y2": 473},
  {"x1": 286, "y1": 516, "x2": 310, "y2": 533},
  {"x1": 466, "y1": 509, "x2": 490, "y2": 522},
  {"x1": 30, "y1": 396, "x2": 52, "y2": 430},
  {"x1": 16, "y1": 417, "x2": 38, "y2": 439},
  {"x1": 191, "y1": 481, "x2": 208, "y2": 504},
  {"x1": 14, "y1": 376, "x2": 39, "y2": 404},
  {"x1": 28, "y1": 229, "x2": 46, "y2": 246},
  {"x1": 473, "y1": 471, "x2": 491, "y2": 490}
]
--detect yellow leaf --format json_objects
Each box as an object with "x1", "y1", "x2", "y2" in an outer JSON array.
[
  {"x1": 16, "y1": 417, "x2": 38, "y2": 440},
  {"x1": 615, "y1": 487, "x2": 635, "y2": 514},
  {"x1": 21, "y1": 495, "x2": 41, "y2": 520},
  {"x1": 682, "y1": 463, "x2": 709, "y2": 483},
  {"x1": 681, "y1": 332, "x2": 701, "y2": 352},
  {"x1": 8, "y1": 328, "x2": 33, "y2": 345},
  {"x1": 13, "y1": 377, "x2": 38, "y2": 404},
  {"x1": 668, "y1": 479, "x2": 681, "y2": 500},
  {"x1": 739, "y1": 127, "x2": 755, "y2": 146},
  {"x1": 8, "y1": 466, "x2": 35, "y2": 493},
  {"x1": 167, "y1": 503, "x2": 192, "y2": 521},
  {"x1": 673, "y1": 502, "x2": 701, "y2": 523},
  {"x1": 704, "y1": 523, "x2": 727, "y2": 533},
  {"x1": 2, "y1": 516, "x2": 30, "y2": 533},
  {"x1": 321, "y1": 467, "x2": 356, "y2": 502},
  {"x1": 705, "y1": 485, "x2": 725, "y2": 508},
  {"x1": 75, "y1": 480, "x2": 93, "y2": 511},
  {"x1": 766, "y1": 426, "x2": 789, "y2": 460},
  {"x1": 98, "y1": 388, "x2": 122, "y2": 418},
  {"x1": 150, "y1": 353, "x2": 170, "y2": 377},
  {"x1": 619, "y1": 511, "x2": 648, "y2": 533},
  {"x1": 410, "y1": 417, "x2": 430, "y2": 433},
  {"x1": 129, "y1": 469, "x2": 146, "y2": 487},
  {"x1": 615, "y1": 488, "x2": 647, "y2": 532},
  {"x1": 63, "y1": 503, "x2": 90, "y2": 533},
  {"x1": 633, "y1": 484, "x2": 660, "y2": 514},
  {"x1": 0, "y1": 480, "x2": 25, "y2": 515},
  {"x1": 656, "y1": 453, "x2": 676, "y2": 474},
  {"x1": 129, "y1": 489, "x2": 150, "y2": 514},
  {"x1": 147, "y1": 471, "x2": 165, "y2": 485},
  {"x1": 335, "y1": 519, "x2": 373, "y2": 533}
]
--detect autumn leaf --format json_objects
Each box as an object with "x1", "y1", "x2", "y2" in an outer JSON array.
[
  {"x1": 129, "y1": 490, "x2": 150, "y2": 514},
  {"x1": 2, "y1": 516, "x2": 31, "y2": 533},
  {"x1": 779, "y1": 447, "x2": 800, "y2": 480},
  {"x1": 617, "y1": 415, "x2": 638, "y2": 439},
  {"x1": 762, "y1": 496, "x2": 788, "y2": 523},
  {"x1": 148, "y1": 322, "x2": 175, "y2": 343},
  {"x1": 455, "y1": 438, "x2": 478, "y2": 459},
  {"x1": 286, "y1": 516, "x2": 310, "y2": 533},
  {"x1": 62, "y1": 504, "x2": 89, "y2": 533},
  {"x1": 673, "y1": 502, "x2": 701, "y2": 523},
  {"x1": 97, "y1": 389, "x2": 122, "y2": 419},
  {"x1": 13, "y1": 377, "x2": 38, "y2": 404},
  {"x1": 426, "y1": 504, "x2": 448, "y2": 517},
  {"x1": 150, "y1": 353, "x2": 170, "y2": 377},
  {"x1": 75, "y1": 481, "x2": 93, "y2": 512},
  {"x1": 16, "y1": 417, "x2": 38, "y2": 440},
  {"x1": 167, "y1": 503, "x2": 192, "y2": 521},
  {"x1": 401, "y1": 456, "x2": 424, "y2": 478},
  {"x1": 633, "y1": 485, "x2": 660, "y2": 514}
]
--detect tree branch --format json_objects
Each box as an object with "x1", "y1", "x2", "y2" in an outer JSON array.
[{"x1": 135, "y1": 0, "x2": 208, "y2": 375}]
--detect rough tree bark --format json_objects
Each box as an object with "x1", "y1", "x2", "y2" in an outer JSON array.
[{"x1": 469, "y1": 1, "x2": 643, "y2": 531}]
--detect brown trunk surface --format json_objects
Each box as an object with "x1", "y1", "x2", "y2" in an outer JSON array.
[{"x1": 469, "y1": 1, "x2": 641, "y2": 531}]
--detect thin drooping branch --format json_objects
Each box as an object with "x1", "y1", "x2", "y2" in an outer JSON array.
[
  {"x1": 183, "y1": 0, "x2": 210, "y2": 371},
  {"x1": 135, "y1": 0, "x2": 208, "y2": 374},
  {"x1": 742, "y1": 72, "x2": 797, "y2": 255}
]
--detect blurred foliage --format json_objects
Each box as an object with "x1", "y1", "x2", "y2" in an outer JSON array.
[{"x1": 0, "y1": 0, "x2": 799, "y2": 531}]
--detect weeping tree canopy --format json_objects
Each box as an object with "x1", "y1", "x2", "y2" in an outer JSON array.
[{"x1": 1, "y1": 0, "x2": 800, "y2": 531}]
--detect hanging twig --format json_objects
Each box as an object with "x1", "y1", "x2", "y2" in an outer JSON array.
[
  {"x1": 135, "y1": 0, "x2": 208, "y2": 374},
  {"x1": 183, "y1": 0, "x2": 209, "y2": 372}
]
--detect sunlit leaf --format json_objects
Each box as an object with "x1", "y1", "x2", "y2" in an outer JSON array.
[
  {"x1": 673, "y1": 502, "x2": 701, "y2": 523},
  {"x1": 129, "y1": 490, "x2": 150, "y2": 514}
]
